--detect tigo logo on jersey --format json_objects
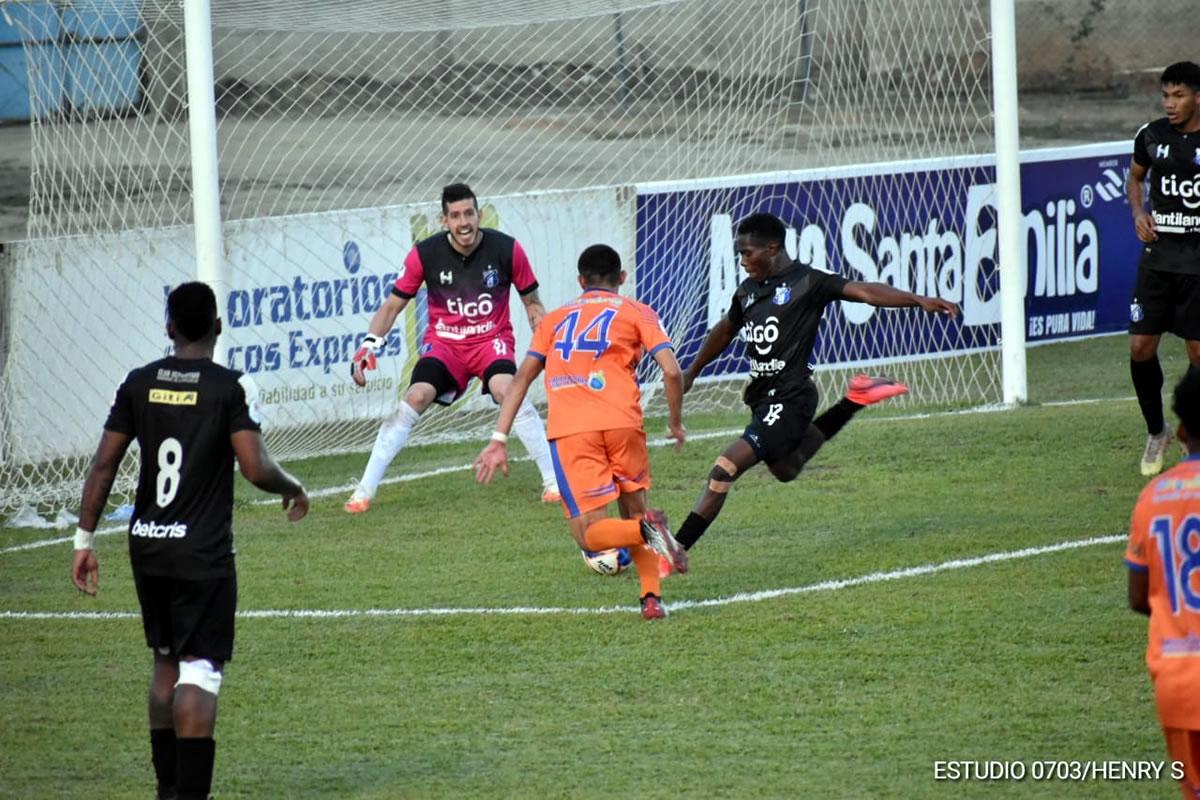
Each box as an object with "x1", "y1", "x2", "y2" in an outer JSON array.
[
  {"x1": 741, "y1": 317, "x2": 780, "y2": 355},
  {"x1": 588, "y1": 370, "x2": 606, "y2": 391},
  {"x1": 482, "y1": 267, "x2": 500, "y2": 289},
  {"x1": 772, "y1": 285, "x2": 791, "y2": 305},
  {"x1": 149, "y1": 389, "x2": 198, "y2": 405},
  {"x1": 131, "y1": 519, "x2": 188, "y2": 539}
]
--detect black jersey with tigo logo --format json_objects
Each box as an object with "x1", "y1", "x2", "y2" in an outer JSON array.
[
  {"x1": 104, "y1": 356, "x2": 262, "y2": 579},
  {"x1": 1133, "y1": 118, "x2": 1200, "y2": 237},
  {"x1": 726, "y1": 262, "x2": 849, "y2": 407}
]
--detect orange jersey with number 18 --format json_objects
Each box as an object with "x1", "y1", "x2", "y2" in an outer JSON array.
[
  {"x1": 528, "y1": 288, "x2": 672, "y2": 440},
  {"x1": 1125, "y1": 455, "x2": 1200, "y2": 729}
]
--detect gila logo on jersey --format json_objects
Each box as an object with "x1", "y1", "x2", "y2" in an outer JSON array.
[
  {"x1": 772, "y1": 285, "x2": 791, "y2": 305},
  {"x1": 149, "y1": 389, "x2": 198, "y2": 405},
  {"x1": 482, "y1": 266, "x2": 500, "y2": 289},
  {"x1": 588, "y1": 370, "x2": 606, "y2": 391}
]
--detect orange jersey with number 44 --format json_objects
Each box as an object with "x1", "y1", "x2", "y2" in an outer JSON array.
[{"x1": 528, "y1": 289, "x2": 672, "y2": 440}]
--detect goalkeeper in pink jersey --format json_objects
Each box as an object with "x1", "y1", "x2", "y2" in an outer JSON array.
[{"x1": 346, "y1": 183, "x2": 559, "y2": 512}]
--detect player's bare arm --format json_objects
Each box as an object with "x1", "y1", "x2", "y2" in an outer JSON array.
[
  {"x1": 842, "y1": 282, "x2": 959, "y2": 317},
  {"x1": 654, "y1": 347, "x2": 687, "y2": 451},
  {"x1": 682, "y1": 315, "x2": 737, "y2": 394},
  {"x1": 474, "y1": 354, "x2": 545, "y2": 484},
  {"x1": 230, "y1": 430, "x2": 309, "y2": 520},
  {"x1": 1126, "y1": 160, "x2": 1157, "y2": 243},
  {"x1": 71, "y1": 429, "x2": 133, "y2": 596},
  {"x1": 351, "y1": 293, "x2": 411, "y2": 387},
  {"x1": 1128, "y1": 567, "x2": 1151, "y2": 616},
  {"x1": 521, "y1": 289, "x2": 547, "y2": 331}
]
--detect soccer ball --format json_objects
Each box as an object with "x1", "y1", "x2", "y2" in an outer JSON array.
[{"x1": 581, "y1": 548, "x2": 631, "y2": 576}]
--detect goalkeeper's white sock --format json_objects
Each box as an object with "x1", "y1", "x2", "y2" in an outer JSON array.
[
  {"x1": 357, "y1": 402, "x2": 422, "y2": 497},
  {"x1": 512, "y1": 398, "x2": 557, "y2": 490}
]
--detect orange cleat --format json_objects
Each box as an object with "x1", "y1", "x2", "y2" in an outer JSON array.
[
  {"x1": 541, "y1": 486, "x2": 562, "y2": 504},
  {"x1": 343, "y1": 494, "x2": 371, "y2": 514},
  {"x1": 846, "y1": 374, "x2": 909, "y2": 406}
]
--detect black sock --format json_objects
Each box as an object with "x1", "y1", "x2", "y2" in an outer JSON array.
[
  {"x1": 150, "y1": 728, "x2": 177, "y2": 799},
  {"x1": 175, "y1": 737, "x2": 215, "y2": 800},
  {"x1": 676, "y1": 512, "x2": 712, "y2": 550},
  {"x1": 1131, "y1": 357, "x2": 1165, "y2": 435},
  {"x1": 814, "y1": 398, "x2": 861, "y2": 440}
]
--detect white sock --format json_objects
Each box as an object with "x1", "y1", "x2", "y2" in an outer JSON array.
[
  {"x1": 357, "y1": 402, "x2": 422, "y2": 497},
  {"x1": 512, "y1": 398, "x2": 557, "y2": 489}
]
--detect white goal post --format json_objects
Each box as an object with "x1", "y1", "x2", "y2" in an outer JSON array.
[{"x1": 0, "y1": 0, "x2": 1022, "y2": 515}]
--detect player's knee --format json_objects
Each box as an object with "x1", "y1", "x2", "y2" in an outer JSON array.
[
  {"x1": 176, "y1": 658, "x2": 223, "y2": 696},
  {"x1": 769, "y1": 462, "x2": 802, "y2": 483},
  {"x1": 707, "y1": 455, "x2": 741, "y2": 494}
]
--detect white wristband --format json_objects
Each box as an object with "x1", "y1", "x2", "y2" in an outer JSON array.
[
  {"x1": 490, "y1": 431, "x2": 509, "y2": 444},
  {"x1": 73, "y1": 527, "x2": 96, "y2": 550}
]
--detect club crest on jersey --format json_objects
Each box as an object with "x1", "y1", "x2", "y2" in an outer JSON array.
[
  {"x1": 482, "y1": 266, "x2": 500, "y2": 289},
  {"x1": 588, "y1": 370, "x2": 606, "y2": 391},
  {"x1": 772, "y1": 285, "x2": 791, "y2": 305}
]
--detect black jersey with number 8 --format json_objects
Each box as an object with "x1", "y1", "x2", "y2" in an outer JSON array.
[{"x1": 104, "y1": 356, "x2": 261, "y2": 579}]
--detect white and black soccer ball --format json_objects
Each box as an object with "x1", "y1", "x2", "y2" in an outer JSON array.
[{"x1": 581, "y1": 548, "x2": 631, "y2": 576}]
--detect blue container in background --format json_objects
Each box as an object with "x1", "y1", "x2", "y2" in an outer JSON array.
[
  {"x1": 61, "y1": 0, "x2": 143, "y2": 39},
  {"x1": 0, "y1": 1, "x2": 65, "y2": 121},
  {"x1": 63, "y1": 0, "x2": 144, "y2": 114},
  {"x1": 65, "y1": 39, "x2": 142, "y2": 113}
]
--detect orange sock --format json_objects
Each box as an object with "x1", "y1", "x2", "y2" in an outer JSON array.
[
  {"x1": 582, "y1": 518, "x2": 642, "y2": 551},
  {"x1": 629, "y1": 544, "x2": 662, "y2": 599}
]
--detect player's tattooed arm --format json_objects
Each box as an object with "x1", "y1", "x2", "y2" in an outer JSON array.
[
  {"x1": 521, "y1": 289, "x2": 547, "y2": 331},
  {"x1": 682, "y1": 315, "x2": 737, "y2": 394}
]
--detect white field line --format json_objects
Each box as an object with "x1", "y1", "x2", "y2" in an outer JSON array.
[
  {"x1": 0, "y1": 533, "x2": 1124, "y2": 621},
  {"x1": 1, "y1": 394, "x2": 1138, "y2": 556}
]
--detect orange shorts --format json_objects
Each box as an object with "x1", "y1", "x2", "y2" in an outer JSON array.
[
  {"x1": 1162, "y1": 727, "x2": 1200, "y2": 799},
  {"x1": 548, "y1": 428, "x2": 651, "y2": 518}
]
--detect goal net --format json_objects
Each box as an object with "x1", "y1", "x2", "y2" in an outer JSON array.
[{"x1": 0, "y1": 0, "x2": 1000, "y2": 515}]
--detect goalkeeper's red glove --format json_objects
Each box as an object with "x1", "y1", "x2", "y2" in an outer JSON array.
[{"x1": 350, "y1": 333, "x2": 386, "y2": 387}]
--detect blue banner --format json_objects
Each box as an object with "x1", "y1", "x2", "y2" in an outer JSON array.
[{"x1": 636, "y1": 143, "x2": 1138, "y2": 374}]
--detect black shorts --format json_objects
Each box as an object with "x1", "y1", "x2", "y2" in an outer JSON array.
[
  {"x1": 133, "y1": 572, "x2": 238, "y2": 663},
  {"x1": 1129, "y1": 263, "x2": 1200, "y2": 341},
  {"x1": 741, "y1": 385, "x2": 819, "y2": 464}
]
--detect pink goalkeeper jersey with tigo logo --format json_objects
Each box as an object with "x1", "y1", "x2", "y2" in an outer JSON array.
[{"x1": 391, "y1": 229, "x2": 539, "y2": 345}]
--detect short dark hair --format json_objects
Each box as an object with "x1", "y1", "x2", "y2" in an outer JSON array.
[
  {"x1": 736, "y1": 213, "x2": 787, "y2": 247},
  {"x1": 577, "y1": 244, "x2": 622, "y2": 285},
  {"x1": 441, "y1": 183, "x2": 478, "y2": 213},
  {"x1": 1161, "y1": 62, "x2": 1200, "y2": 92},
  {"x1": 1173, "y1": 368, "x2": 1200, "y2": 443},
  {"x1": 167, "y1": 281, "x2": 218, "y2": 343}
]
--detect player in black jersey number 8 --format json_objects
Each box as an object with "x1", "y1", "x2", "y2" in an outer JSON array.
[{"x1": 71, "y1": 282, "x2": 308, "y2": 800}]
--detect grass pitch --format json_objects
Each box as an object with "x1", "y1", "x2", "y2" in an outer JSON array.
[{"x1": 1, "y1": 334, "x2": 1194, "y2": 798}]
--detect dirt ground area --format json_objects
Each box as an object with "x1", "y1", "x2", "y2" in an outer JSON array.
[{"x1": 0, "y1": 88, "x2": 1161, "y2": 245}]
